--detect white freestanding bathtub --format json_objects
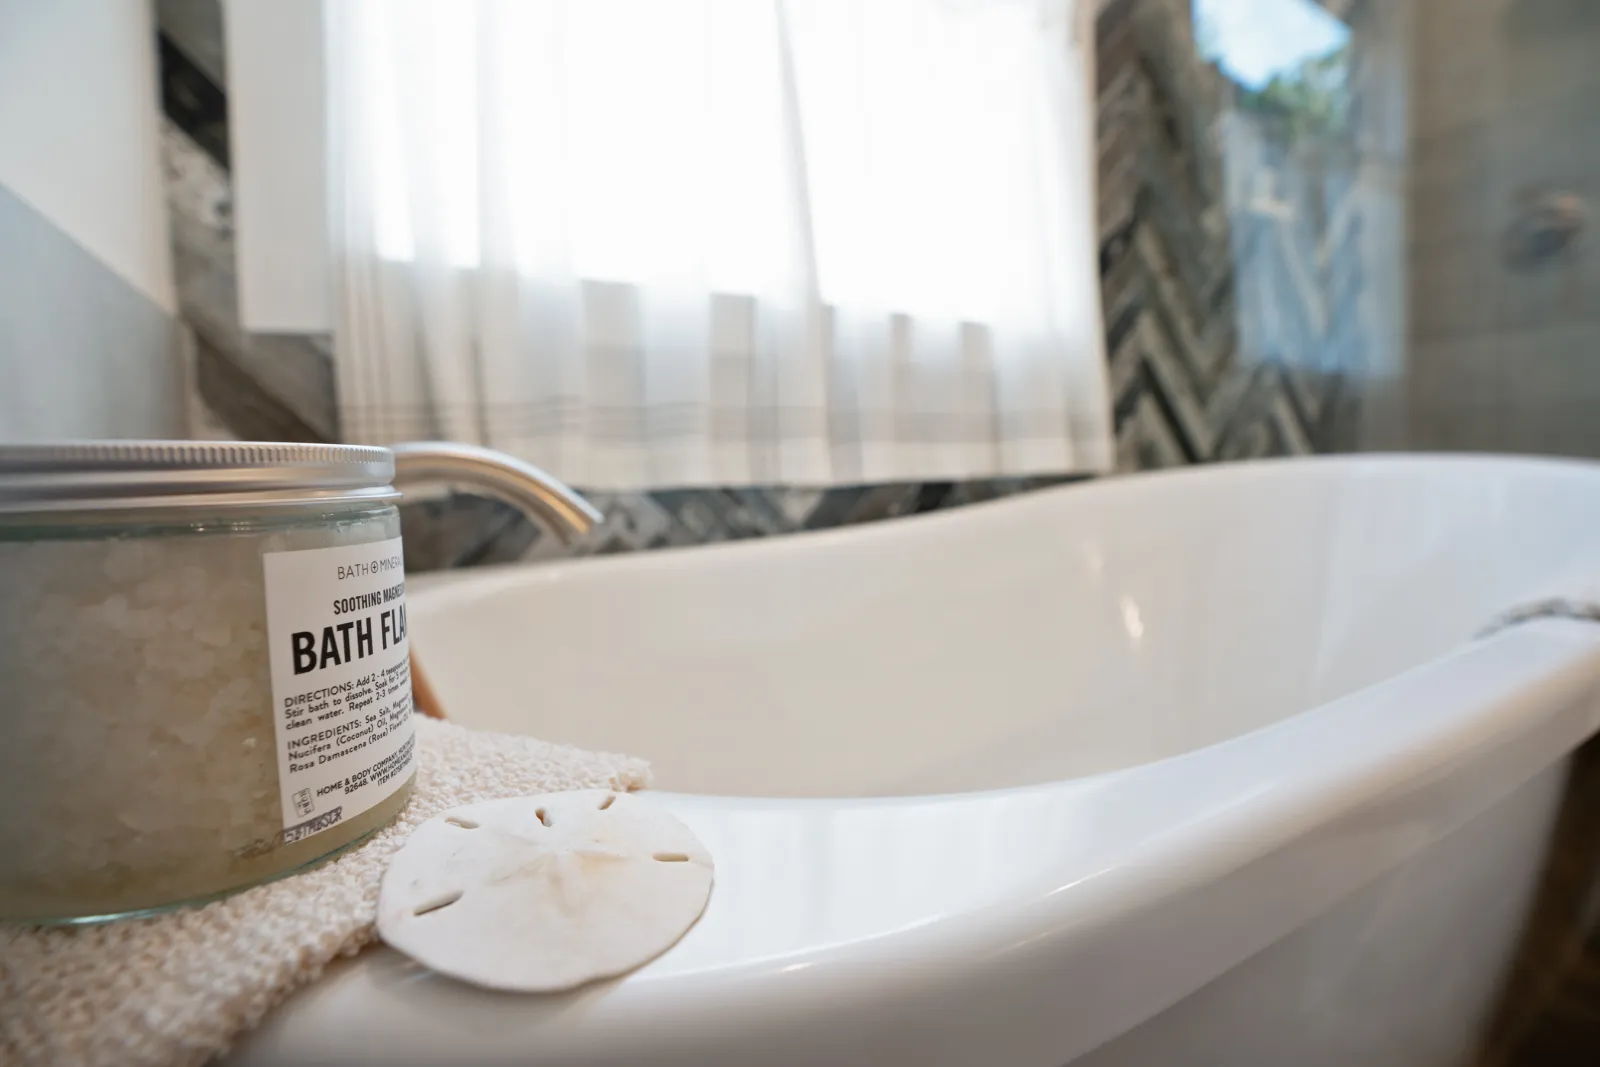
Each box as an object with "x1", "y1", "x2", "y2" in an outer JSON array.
[{"x1": 234, "y1": 454, "x2": 1600, "y2": 1067}]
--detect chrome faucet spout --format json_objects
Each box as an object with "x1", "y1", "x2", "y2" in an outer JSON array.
[{"x1": 388, "y1": 441, "x2": 601, "y2": 546}]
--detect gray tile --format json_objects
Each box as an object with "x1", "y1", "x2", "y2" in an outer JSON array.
[
  {"x1": 576, "y1": 492, "x2": 677, "y2": 553},
  {"x1": 1410, "y1": 335, "x2": 1506, "y2": 411},
  {"x1": 1502, "y1": 398, "x2": 1600, "y2": 458},
  {"x1": 772, "y1": 487, "x2": 826, "y2": 527},
  {"x1": 156, "y1": 0, "x2": 227, "y2": 86},
  {"x1": 1410, "y1": 125, "x2": 1497, "y2": 252},
  {"x1": 398, "y1": 494, "x2": 529, "y2": 573},
  {"x1": 1411, "y1": 0, "x2": 1509, "y2": 140},
  {"x1": 0, "y1": 185, "x2": 183, "y2": 441},
  {"x1": 1494, "y1": 240, "x2": 1600, "y2": 336},
  {"x1": 1496, "y1": 322, "x2": 1600, "y2": 409},
  {"x1": 840, "y1": 485, "x2": 923, "y2": 525},
  {"x1": 1487, "y1": 93, "x2": 1600, "y2": 211},
  {"x1": 1409, "y1": 241, "x2": 1504, "y2": 340},
  {"x1": 1503, "y1": 0, "x2": 1600, "y2": 112},
  {"x1": 1411, "y1": 402, "x2": 1507, "y2": 453},
  {"x1": 162, "y1": 122, "x2": 339, "y2": 441}
]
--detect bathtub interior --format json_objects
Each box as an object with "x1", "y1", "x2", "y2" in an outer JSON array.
[{"x1": 411, "y1": 456, "x2": 1600, "y2": 797}]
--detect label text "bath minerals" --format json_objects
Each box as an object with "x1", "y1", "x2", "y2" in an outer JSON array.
[{"x1": 337, "y1": 554, "x2": 402, "y2": 581}]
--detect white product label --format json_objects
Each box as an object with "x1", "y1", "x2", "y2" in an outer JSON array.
[{"x1": 262, "y1": 536, "x2": 416, "y2": 845}]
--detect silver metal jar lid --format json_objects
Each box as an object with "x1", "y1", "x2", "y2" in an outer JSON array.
[{"x1": 0, "y1": 440, "x2": 400, "y2": 514}]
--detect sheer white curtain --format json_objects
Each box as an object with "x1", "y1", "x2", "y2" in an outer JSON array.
[{"x1": 326, "y1": 0, "x2": 1111, "y2": 489}]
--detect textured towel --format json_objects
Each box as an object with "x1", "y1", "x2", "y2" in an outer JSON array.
[
  {"x1": 1484, "y1": 596, "x2": 1600, "y2": 635},
  {"x1": 1481, "y1": 556, "x2": 1600, "y2": 636},
  {"x1": 0, "y1": 718, "x2": 650, "y2": 1067}
]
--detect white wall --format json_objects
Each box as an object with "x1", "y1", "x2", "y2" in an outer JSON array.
[
  {"x1": 0, "y1": 0, "x2": 175, "y2": 313},
  {"x1": 0, "y1": 184, "x2": 181, "y2": 440},
  {"x1": 0, "y1": 0, "x2": 183, "y2": 441},
  {"x1": 225, "y1": 0, "x2": 329, "y2": 332}
]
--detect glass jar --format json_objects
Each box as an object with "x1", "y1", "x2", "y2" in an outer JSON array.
[{"x1": 0, "y1": 442, "x2": 418, "y2": 924}]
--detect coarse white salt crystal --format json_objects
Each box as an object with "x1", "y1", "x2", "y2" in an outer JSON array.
[{"x1": 0, "y1": 508, "x2": 409, "y2": 922}]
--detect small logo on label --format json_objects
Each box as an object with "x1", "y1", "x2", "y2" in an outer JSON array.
[{"x1": 292, "y1": 788, "x2": 315, "y2": 817}]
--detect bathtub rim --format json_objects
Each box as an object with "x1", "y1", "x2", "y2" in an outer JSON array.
[
  {"x1": 405, "y1": 449, "x2": 1600, "y2": 799},
  {"x1": 406, "y1": 451, "x2": 1600, "y2": 593},
  {"x1": 236, "y1": 616, "x2": 1600, "y2": 1067}
]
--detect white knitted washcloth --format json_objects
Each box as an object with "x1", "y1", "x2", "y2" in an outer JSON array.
[
  {"x1": 1479, "y1": 554, "x2": 1600, "y2": 636},
  {"x1": 0, "y1": 717, "x2": 651, "y2": 1067}
]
